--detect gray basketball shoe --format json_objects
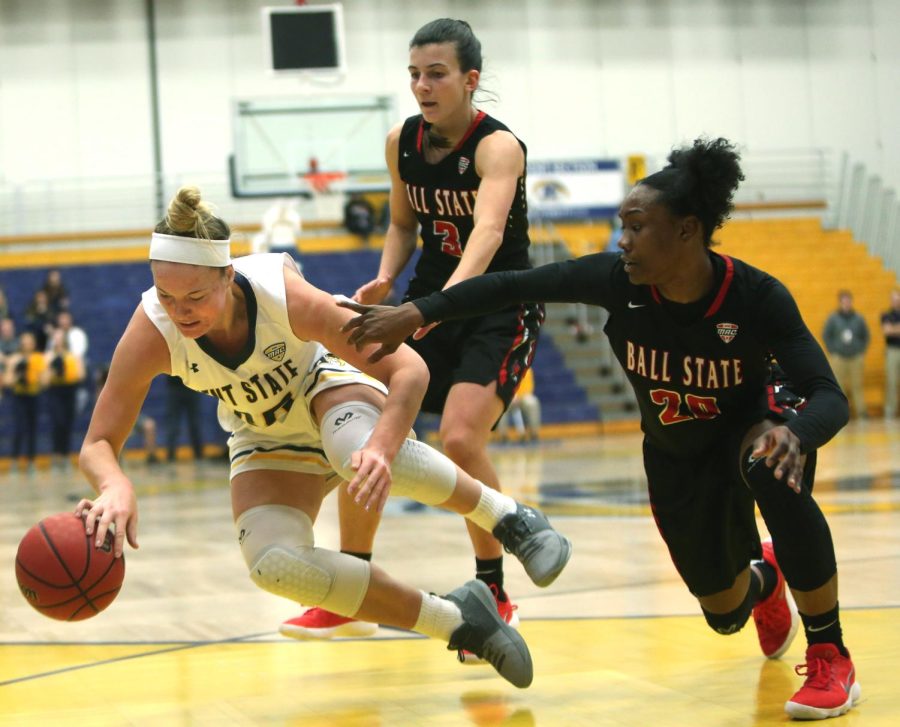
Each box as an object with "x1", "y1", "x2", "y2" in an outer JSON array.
[
  {"x1": 445, "y1": 580, "x2": 533, "y2": 688},
  {"x1": 492, "y1": 503, "x2": 572, "y2": 587}
]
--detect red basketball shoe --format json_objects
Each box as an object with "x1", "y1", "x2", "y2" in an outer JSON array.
[
  {"x1": 458, "y1": 585, "x2": 519, "y2": 665},
  {"x1": 785, "y1": 644, "x2": 861, "y2": 720},
  {"x1": 279, "y1": 607, "x2": 378, "y2": 640},
  {"x1": 752, "y1": 541, "x2": 799, "y2": 659}
]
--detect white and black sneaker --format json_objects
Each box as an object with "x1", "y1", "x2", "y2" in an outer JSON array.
[
  {"x1": 445, "y1": 580, "x2": 533, "y2": 688},
  {"x1": 492, "y1": 503, "x2": 572, "y2": 587}
]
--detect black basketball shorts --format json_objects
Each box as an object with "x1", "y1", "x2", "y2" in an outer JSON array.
[
  {"x1": 403, "y1": 302, "x2": 544, "y2": 416},
  {"x1": 643, "y1": 381, "x2": 818, "y2": 599}
]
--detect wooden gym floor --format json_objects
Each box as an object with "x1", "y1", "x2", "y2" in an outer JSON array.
[{"x1": 1, "y1": 420, "x2": 898, "y2": 726}]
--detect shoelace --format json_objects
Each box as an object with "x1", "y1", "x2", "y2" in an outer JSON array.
[
  {"x1": 754, "y1": 594, "x2": 784, "y2": 629},
  {"x1": 795, "y1": 656, "x2": 833, "y2": 689},
  {"x1": 497, "y1": 517, "x2": 537, "y2": 555}
]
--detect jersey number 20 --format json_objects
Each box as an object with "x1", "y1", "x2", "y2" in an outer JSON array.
[{"x1": 649, "y1": 388, "x2": 721, "y2": 425}]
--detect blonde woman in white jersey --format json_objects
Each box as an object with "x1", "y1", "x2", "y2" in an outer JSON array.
[{"x1": 74, "y1": 186, "x2": 571, "y2": 689}]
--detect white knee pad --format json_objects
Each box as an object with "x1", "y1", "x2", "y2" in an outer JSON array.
[
  {"x1": 235, "y1": 504, "x2": 370, "y2": 616},
  {"x1": 320, "y1": 401, "x2": 457, "y2": 505}
]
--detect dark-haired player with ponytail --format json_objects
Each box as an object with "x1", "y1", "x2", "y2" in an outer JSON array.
[
  {"x1": 337, "y1": 138, "x2": 861, "y2": 721},
  {"x1": 280, "y1": 18, "x2": 544, "y2": 663}
]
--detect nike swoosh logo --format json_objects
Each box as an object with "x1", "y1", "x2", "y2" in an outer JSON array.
[
  {"x1": 806, "y1": 618, "x2": 838, "y2": 633},
  {"x1": 627, "y1": 302, "x2": 645, "y2": 309}
]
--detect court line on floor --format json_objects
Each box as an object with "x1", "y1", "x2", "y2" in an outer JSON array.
[
  {"x1": 9, "y1": 601, "x2": 899, "y2": 650},
  {"x1": 0, "y1": 631, "x2": 272, "y2": 687}
]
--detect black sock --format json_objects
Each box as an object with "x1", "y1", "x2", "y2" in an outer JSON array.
[
  {"x1": 475, "y1": 557, "x2": 506, "y2": 600},
  {"x1": 341, "y1": 550, "x2": 372, "y2": 562},
  {"x1": 750, "y1": 559, "x2": 778, "y2": 604},
  {"x1": 800, "y1": 603, "x2": 847, "y2": 656}
]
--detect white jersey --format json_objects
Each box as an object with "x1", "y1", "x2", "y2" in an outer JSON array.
[{"x1": 142, "y1": 253, "x2": 385, "y2": 444}]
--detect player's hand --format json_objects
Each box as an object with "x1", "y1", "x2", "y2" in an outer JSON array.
[
  {"x1": 345, "y1": 447, "x2": 393, "y2": 514},
  {"x1": 74, "y1": 479, "x2": 139, "y2": 558},
  {"x1": 353, "y1": 277, "x2": 393, "y2": 305},
  {"x1": 336, "y1": 298, "x2": 426, "y2": 363},
  {"x1": 749, "y1": 425, "x2": 806, "y2": 494}
]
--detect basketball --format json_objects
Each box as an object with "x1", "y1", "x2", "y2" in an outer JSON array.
[{"x1": 15, "y1": 512, "x2": 125, "y2": 621}]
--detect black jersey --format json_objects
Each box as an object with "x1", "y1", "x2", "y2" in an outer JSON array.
[
  {"x1": 413, "y1": 251, "x2": 848, "y2": 457},
  {"x1": 398, "y1": 112, "x2": 531, "y2": 297}
]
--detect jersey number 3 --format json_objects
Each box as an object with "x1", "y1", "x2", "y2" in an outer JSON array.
[
  {"x1": 649, "y1": 388, "x2": 721, "y2": 425},
  {"x1": 434, "y1": 220, "x2": 463, "y2": 257}
]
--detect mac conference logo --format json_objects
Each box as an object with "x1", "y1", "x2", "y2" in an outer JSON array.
[
  {"x1": 716, "y1": 323, "x2": 738, "y2": 343},
  {"x1": 264, "y1": 342, "x2": 286, "y2": 361}
]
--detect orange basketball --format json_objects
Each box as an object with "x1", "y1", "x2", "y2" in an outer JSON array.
[{"x1": 15, "y1": 512, "x2": 125, "y2": 621}]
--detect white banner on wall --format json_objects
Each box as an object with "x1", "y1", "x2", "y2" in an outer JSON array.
[{"x1": 527, "y1": 160, "x2": 624, "y2": 220}]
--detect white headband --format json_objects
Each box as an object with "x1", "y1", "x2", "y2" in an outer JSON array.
[{"x1": 149, "y1": 232, "x2": 232, "y2": 267}]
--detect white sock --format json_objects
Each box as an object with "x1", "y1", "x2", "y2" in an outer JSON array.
[
  {"x1": 465, "y1": 483, "x2": 517, "y2": 533},
  {"x1": 413, "y1": 591, "x2": 464, "y2": 642}
]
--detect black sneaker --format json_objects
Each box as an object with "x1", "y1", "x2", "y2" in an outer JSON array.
[
  {"x1": 492, "y1": 503, "x2": 572, "y2": 587},
  {"x1": 445, "y1": 580, "x2": 533, "y2": 688}
]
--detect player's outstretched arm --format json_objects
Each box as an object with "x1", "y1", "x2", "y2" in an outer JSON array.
[
  {"x1": 336, "y1": 296, "x2": 424, "y2": 362},
  {"x1": 77, "y1": 305, "x2": 170, "y2": 557}
]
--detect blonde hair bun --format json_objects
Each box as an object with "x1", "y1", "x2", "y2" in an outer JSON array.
[{"x1": 165, "y1": 185, "x2": 213, "y2": 236}]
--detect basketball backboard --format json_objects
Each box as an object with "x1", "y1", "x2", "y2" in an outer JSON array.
[{"x1": 230, "y1": 95, "x2": 393, "y2": 199}]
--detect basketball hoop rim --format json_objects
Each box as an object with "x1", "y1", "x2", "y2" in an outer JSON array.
[{"x1": 303, "y1": 171, "x2": 347, "y2": 194}]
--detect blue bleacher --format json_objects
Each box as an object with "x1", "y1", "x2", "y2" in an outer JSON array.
[{"x1": 0, "y1": 251, "x2": 596, "y2": 458}]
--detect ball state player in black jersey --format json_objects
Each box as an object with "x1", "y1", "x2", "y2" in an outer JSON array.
[
  {"x1": 280, "y1": 19, "x2": 545, "y2": 663},
  {"x1": 336, "y1": 138, "x2": 861, "y2": 721}
]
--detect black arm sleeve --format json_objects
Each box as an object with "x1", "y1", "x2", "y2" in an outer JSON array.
[
  {"x1": 760, "y1": 280, "x2": 849, "y2": 452},
  {"x1": 413, "y1": 253, "x2": 616, "y2": 323}
]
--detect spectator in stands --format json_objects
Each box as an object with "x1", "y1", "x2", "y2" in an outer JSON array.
[
  {"x1": 496, "y1": 368, "x2": 541, "y2": 444},
  {"x1": 880, "y1": 289, "x2": 900, "y2": 419},
  {"x1": 251, "y1": 198, "x2": 302, "y2": 267},
  {"x1": 44, "y1": 328, "x2": 85, "y2": 469},
  {"x1": 822, "y1": 290, "x2": 869, "y2": 419},
  {"x1": 164, "y1": 374, "x2": 204, "y2": 462},
  {"x1": 53, "y1": 310, "x2": 90, "y2": 415},
  {"x1": 0, "y1": 318, "x2": 17, "y2": 388},
  {"x1": 0, "y1": 286, "x2": 10, "y2": 321},
  {"x1": 343, "y1": 193, "x2": 377, "y2": 247},
  {"x1": 24, "y1": 289, "x2": 55, "y2": 350},
  {"x1": 336, "y1": 137, "x2": 861, "y2": 720},
  {"x1": 3, "y1": 331, "x2": 47, "y2": 472},
  {"x1": 41, "y1": 268, "x2": 70, "y2": 316},
  {"x1": 95, "y1": 364, "x2": 159, "y2": 465},
  {"x1": 0, "y1": 317, "x2": 17, "y2": 356},
  {"x1": 54, "y1": 310, "x2": 88, "y2": 359}
]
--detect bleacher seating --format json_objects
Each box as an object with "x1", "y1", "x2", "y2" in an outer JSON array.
[
  {"x1": 716, "y1": 217, "x2": 898, "y2": 415},
  {"x1": 0, "y1": 249, "x2": 595, "y2": 461}
]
